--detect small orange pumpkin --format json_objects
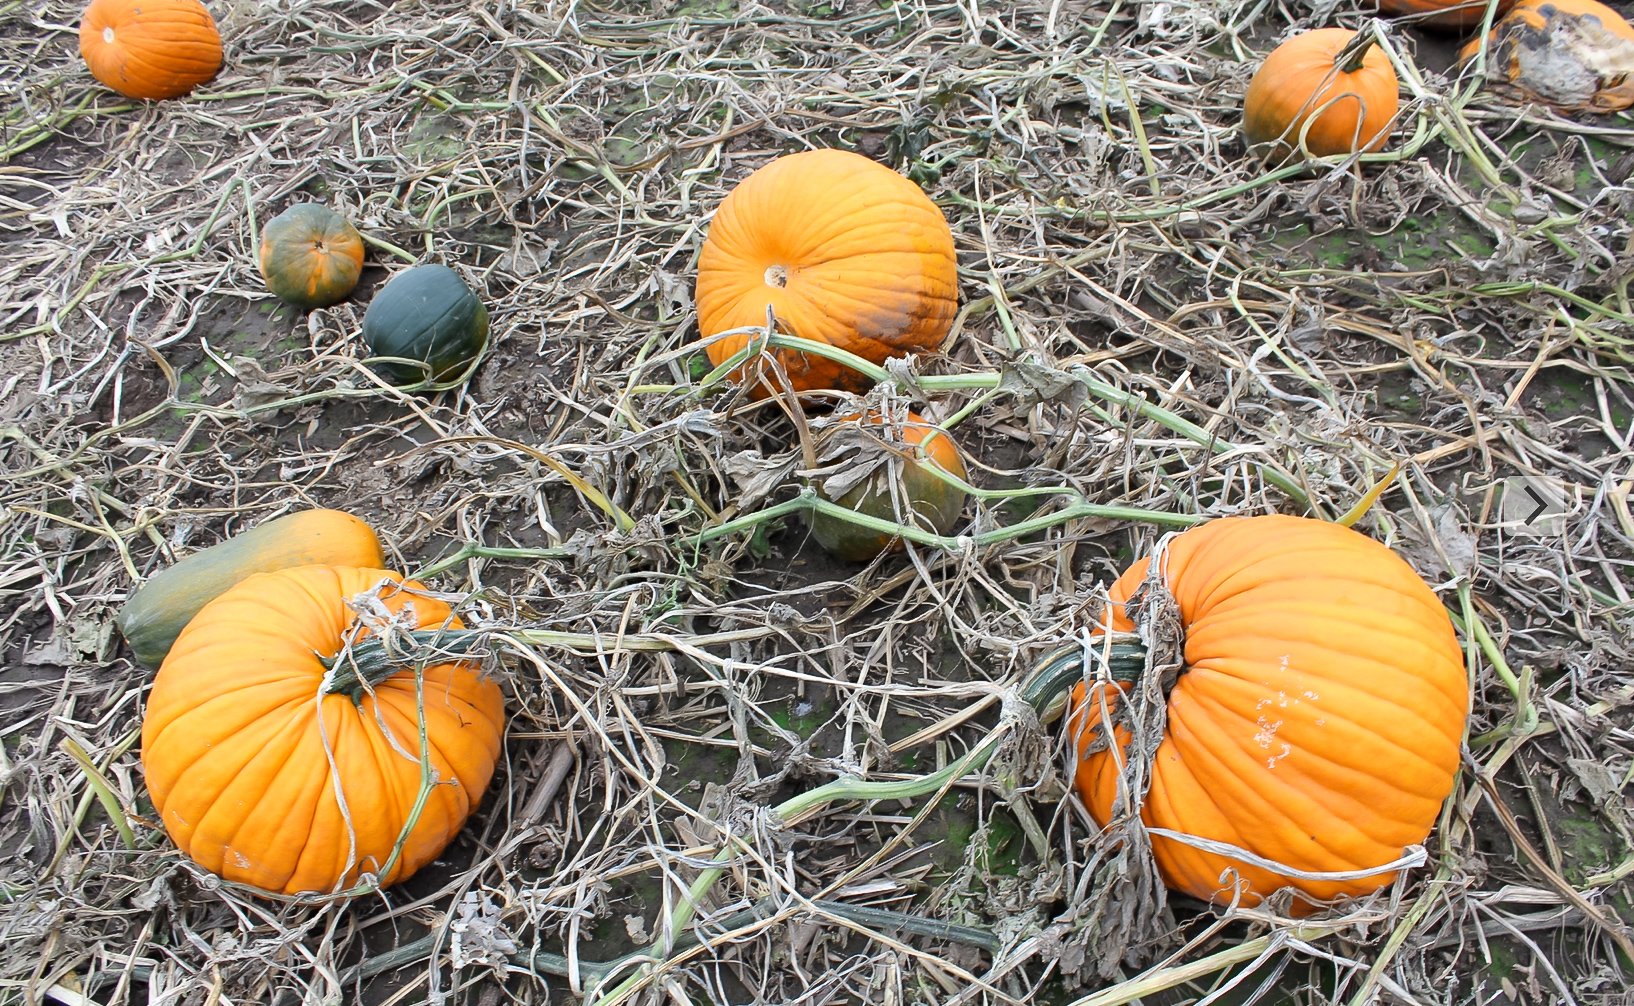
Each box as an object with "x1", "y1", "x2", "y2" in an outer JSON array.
[
  {"x1": 1459, "y1": 0, "x2": 1634, "y2": 112},
  {"x1": 258, "y1": 204, "x2": 366, "y2": 310},
  {"x1": 1068, "y1": 515, "x2": 1467, "y2": 909},
  {"x1": 142, "y1": 565, "x2": 506, "y2": 896},
  {"x1": 695, "y1": 149, "x2": 958, "y2": 397},
  {"x1": 1377, "y1": 0, "x2": 1515, "y2": 29},
  {"x1": 79, "y1": 0, "x2": 223, "y2": 101},
  {"x1": 805, "y1": 409, "x2": 967, "y2": 561},
  {"x1": 1242, "y1": 29, "x2": 1400, "y2": 161}
]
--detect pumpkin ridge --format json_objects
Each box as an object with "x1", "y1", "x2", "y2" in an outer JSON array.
[
  {"x1": 160, "y1": 710, "x2": 303, "y2": 876},
  {"x1": 370, "y1": 688, "x2": 466, "y2": 800},
  {"x1": 380, "y1": 669, "x2": 505, "y2": 746},
  {"x1": 1178, "y1": 683, "x2": 1451, "y2": 840},
  {"x1": 1178, "y1": 665, "x2": 1460, "y2": 784},
  {"x1": 1165, "y1": 697, "x2": 1384, "y2": 875},
  {"x1": 349, "y1": 698, "x2": 421, "y2": 881},
  {"x1": 146, "y1": 679, "x2": 313, "y2": 769},
  {"x1": 1183, "y1": 621, "x2": 1467, "y2": 726},
  {"x1": 1147, "y1": 735, "x2": 1273, "y2": 899},
  {"x1": 210, "y1": 711, "x2": 318, "y2": 886},
  {"x1": 227, "y1": 706, "x2": 330, "y2": 892}
]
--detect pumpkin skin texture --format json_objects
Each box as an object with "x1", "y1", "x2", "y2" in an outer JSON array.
[
  {"x1": 1068, "y1": 515, "x2": 1467, "y2": 910},
  {"x1": 79, "y1": 0, "x2": 223, "y2": 101},
  {"x1": 1459, "y1": 0, "x2": 1634, "y2": 112},
  {"x1": 258, "y1": 204, "x2": 365, "y2": 310},
  {"x1": 806, "y1": 410, "x2": 967, "y2": 562},
  {"x1": 141, "y1": 565, "x2": 506, "y2": 896},
  {"x1": 117, "y1": 509, "x2": 384, "y2": 670},
  {"x1": 1242, "y1": 29, "x2": 1400, "y2": 161},
  {"x1": 695, "y1": 149, "x2": 958, "y2": 397},
  {"x1": 362, "y1": 264, "x2": 490, "y2": 384},
  {"x1": 1378, "y1": 0, "x2": 1515, "y2": 29}
]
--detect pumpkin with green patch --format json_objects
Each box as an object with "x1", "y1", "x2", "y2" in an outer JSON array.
[{"x1": 117, "y1": 509, "x2": 384, "y2": 669}]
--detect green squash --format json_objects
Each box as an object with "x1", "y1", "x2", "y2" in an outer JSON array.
[
  {"x1": 117, "y1": 509, "x2": 385, "y2": 669},
  {"x1": 362, "y1": 264, "x2": 489, "y2": 384}
]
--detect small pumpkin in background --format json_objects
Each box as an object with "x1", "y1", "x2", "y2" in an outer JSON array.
[
  {"x1": 117, "y1": 508, "x2": 384, "y2": 669},
  {"x1": 1243, "y1": 28, "x2": 1400, "y2": 161},
  {"x1": 1068, "y1": 515, "x2": 1468, "y2": 910},
  {"x1": 695, "y1": 148, "x2": 958, "y2": 397},
  {"x1": 806, "y1": 409, "x2": 968, "y2": 562},
  {"x1": 362, "y1": 264, "x2": 489, "y2": 385},
  {"x1": 79, "y1": 0, "x2": 223, "y2": 100},
  {"x1": 1460, "y1": 0, "x2": 1634, "y2": 112},
  {"x1": 1377, "y1": 0, "x2": 1515, "y2": 29},
  {"x1": 142, "y1": 564, "x2": 505, "y2": 895},
  {"x1": 258, "y1": 204, "x2": 365, "y2": 310}
]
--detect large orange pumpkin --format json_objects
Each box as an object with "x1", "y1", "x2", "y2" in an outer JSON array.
[
  {"x1": 79, "y1": 0, "x2": 223, "y2": 101},
  {"x1": 1377, "y1": 0, "x2": 1515, "y2": 29},
  {"x1": 1459, "y1": 0, "x2": 1634, "y2": 112},
  {"x1": 1068, "y1": 515, "x2": 1467, "y2": 909},
  {"x1": 1242, "y1": 29, "x2": 1401, "y2": 161},
  {"x1": 695, "y1": 149, "x2": 958, "y2": 397},
  {"x1": 141, "y1": 565, "x2": 506, "y2": 896}
]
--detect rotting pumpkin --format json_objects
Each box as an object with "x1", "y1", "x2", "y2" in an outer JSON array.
[
  {"x1": 694, "y1": 149, "x2": 958, "y2": 397},
  {"x1": 1067, "y1": 515, "x2": 1468, "y2": 909},
  {"x1": 141, "y1": 564, "x2": 505, "y2": 896},
  {"x1": 1242, "y1": 28, "x2": 1401, "y2": 161},
  {"x1": 805, "y1": 409, "x2": 968, "y2": 562},
  {"x1": 1459, "y1": 0, "x2": 1634, "y2": 112},
  {"x1": 258, "y1": 204, "x2": 366, "y2": 310},
  {"x1": 79, "y1": 0, "x2": 223, "y2": 101}
]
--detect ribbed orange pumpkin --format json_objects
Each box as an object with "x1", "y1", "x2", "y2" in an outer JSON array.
[
  {"x1": 1378, "y1": 0, "x2": 1515, "y2": 29},
  {"x1": 142, "y1": 565, "x2": 506, "y2": 896},
  {"x1": 258, "y1": 204, "x2": 365, "y2": 310},
  {"x1": 806, "y1": 409, "x2": 968, "y2": 561},
  {"x1": 1460, "y1": 0, "x2": 1634, "y2": 112},
  {"x1": 1243, "y1": 29, "x2": 1400, "y2": 161},
  {"x1": 695, "y1": 149, "x2": 958, "y2": 397},
  {"x1": 79, "y1": 0, "x2": 223, "y2": 101},
  {"x1": 1068, "y1": 515, "x2": 1467, "y2": 909}
]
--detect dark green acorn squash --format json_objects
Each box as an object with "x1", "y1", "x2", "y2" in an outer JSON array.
[{"x1": 362, "y1": 264, "x2": 489, "y2": 384}]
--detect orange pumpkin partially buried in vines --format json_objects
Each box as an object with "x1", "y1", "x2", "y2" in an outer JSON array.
[
  {"x1": 1068, "y1": 515, "x2": 1468, "y2": 909},
  {"x1": 694, "y1": 149, "x2": 959, "y2": 397},
  {"x1": 79, "y1": 0, "x2": 223, "y2": 101},
  {"x1": 1460, "y1": 0, "x2": 1634, "y2": 112},
  {"x1": 805, "y1": 408, "x2": 968, "y2": 562},
  {"x1": 141, "y1": 565, "x2": 505, "y2": 896},
  {"x1": 1242, "y1": 28, "x2": 1401, "y2": 161}
]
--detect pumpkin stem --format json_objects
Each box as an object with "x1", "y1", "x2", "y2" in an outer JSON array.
[
  {"x1": 1335, "y1": 23, "x2": 1381, "y2": 75},
  {"x1": 320, "y1": 629, "x2": 484, "y2": 701},
  {"x1": 1023, "y1": 637, "x2": 1147, "y2": 718}
]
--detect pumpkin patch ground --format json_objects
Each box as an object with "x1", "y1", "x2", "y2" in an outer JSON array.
[{"x1": 4, "y1": 2, "x2": 1634, "y2": 1004}]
